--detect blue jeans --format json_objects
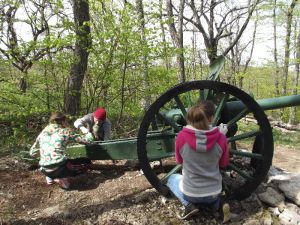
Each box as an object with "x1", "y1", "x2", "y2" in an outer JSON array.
[{"x1": 167, "y1": 174, "x2": 220, "y2": 208}]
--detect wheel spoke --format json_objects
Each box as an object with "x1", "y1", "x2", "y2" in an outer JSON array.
[
  {"x1": 160, "y1": 164, "x2": 182, "y2": 184},
  {"x1": 199, "y1": 89, "x2": 206, "y2": 101},
  {"x1": 227, "y1": 108, "x2": 249, "y2": 129},
  {"x1": 185, "y1": 92, "x2": 193, "y2": 107},
  {"x1": 151, "y1": 117, "x2": 158, "y2": 130},
  {"x1": 174, "y1": 95, "x2": 187, "y2": 117},
  {"x1": 227, "y1": 163, "x2": 254, "y2": 181},
  {"x1": 227, "y1": 130, "x2": 262, "y2": 142},
  {"x1": 212, "y1": 93, "x2": 229, "y2": 126},
  {"x1": 229, "y1": 149, "x2": 264, "y2": 160}
]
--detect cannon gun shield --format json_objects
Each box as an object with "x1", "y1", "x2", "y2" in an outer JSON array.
[{"x1": 137, "y1": 80, "x2": 274, "y2": 200}]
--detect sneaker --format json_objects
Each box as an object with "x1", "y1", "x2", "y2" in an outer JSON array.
[
  {"x1": 220, "y1": 203, "x2": 230, "y2": 223},
  {"x1": 46, "y1": 176, "x2": 54, "y2": 185},
  {"x1": 177, "y1": 203, "x2": 199, "y2": 220},
  {"x1": 54, "y1": 178, "x2": 70, "y2": 189}
]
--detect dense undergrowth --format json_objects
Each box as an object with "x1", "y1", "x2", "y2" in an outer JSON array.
[{"x1": 0, "y1": 113, "x2": 142, "y2": 157}]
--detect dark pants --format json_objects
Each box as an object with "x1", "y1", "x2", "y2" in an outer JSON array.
[{"x1": 41, "y1": 158, "x2": 92, "y2": 179}]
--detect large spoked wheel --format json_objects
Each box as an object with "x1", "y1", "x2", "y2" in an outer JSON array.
[{"x1": 137, "y1": 80, "x2": 273, "y2": 200}]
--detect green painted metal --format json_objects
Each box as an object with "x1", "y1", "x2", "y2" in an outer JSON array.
[
  {"x1": 227, "y1": 95, "x2": 300, "y2": 114},
  {"x1": 207, "y1": 55, "x2": 225, "y2": 81},
  {"x1": 161, "y1": 164, "x2": 182, "y2": 183},
  {"x1": 159, "y1": 94, "x2": 300, "y2": 127},
  {"x1": 174, "y1": 95, "x2": 187, "y2": 117},
  {"x1": 212, "y1": 93, "x2": 229, "y2": 126},
  {"x1": 229, "y1": 149, "x2": 264, "y2": 160},
  {"x1": 227, "y1": 108, "x2": 249, "y2": 129},
  {"x1": 63, "y1": 56, "x2": 298, "y2": 185},
  {"x1": 227, "y1": 130, "x2": 261, "y2": 142},
  {"x1": 66, "y1": 132, "x2": 175, "y2": 161},
  {"x1": 157, "y1": 112, "x2": 181, "y2": 132},
  {"x1": 227, "y1": 163, "x2": 254, "y2": 181}
]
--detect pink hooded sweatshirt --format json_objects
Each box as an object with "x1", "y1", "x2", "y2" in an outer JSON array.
[{"x1": 176, "y1": 125, "x2": 229, "y2": 197}]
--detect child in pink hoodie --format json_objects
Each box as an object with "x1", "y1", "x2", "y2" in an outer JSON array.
[{"x1": 167, "y1": 100, "x2": 230, "y2": 221}]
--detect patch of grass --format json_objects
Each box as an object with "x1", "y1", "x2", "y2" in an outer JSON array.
[
  {"x1": 236, "y1": 121, "x2": 300, "y2": 150},
  {"x1": 272, "y1": 128, "x2": 300, "y2": 149}
]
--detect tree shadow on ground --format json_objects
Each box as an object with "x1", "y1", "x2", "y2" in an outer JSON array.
[
  {"x1": 69, "y1": 163, "x2": 140, "y2": 191},
  {"x1": 7, "y1": 188, "x2": 154, "y2": 225}
]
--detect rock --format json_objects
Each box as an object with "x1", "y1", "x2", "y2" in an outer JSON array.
[
  {"x1": 242, "y1": 218, "x2": 261, "y2": 225},
  {"x1": 267, "y1": 168, "x2": 300, "y2": 206},
  {"x1": 276, "y1": 203, "x2": 300, "y2": 225},
  {"x1": 82, "y1": 219, "x2": 94, "y2": 225},
  {"x1": 255, "y1": 182, "x2": 268, "y2": 194},
  {"x1": 268, "y1": 207, "x2": 281, "y2": 216},
  {"x1": 267, "y1": 166, "x2": 291, "y2": 183},
  {"x1": 133, "y1": 188, "x2": 157, "y2": 203},
  {"x1": 160, "y1": 196, "x2": 168, "y2": 205},
  {"x1": 40, "y1": 204, "x2": 60, "y2": 217},
  {"x1": 241, "y1": 194, "x2": 263, "y2": 213},
  {"x1": 257, "y1": 187, "x2": 285, "y2": 207},
  {"x1": 229, "y1": 212, "x2": 241, "y2": 222},
  {"x1": 39, "y1": 204, "x2": 72, "y2": 218},
  {"x1": 277, "y1": 174, "x2": 300, "y2": 206},
  {"x1": 260, "y1": 210, "x2": 273, "y2": 225},
  {"x1": 150, "y1": 160, "x2": 161, "y2": 169},
  {"x1": 124, "y1": 160, "x2": 139, "y2": 167}
]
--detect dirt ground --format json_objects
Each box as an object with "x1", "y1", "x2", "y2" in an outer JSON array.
[{"x1": 0, "y1": 144, "x2": 299, "y2": 225}]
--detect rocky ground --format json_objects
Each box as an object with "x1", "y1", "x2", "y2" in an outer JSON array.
[{"x1": 0, "y1": 145, "x2": 299, "y2": 225}]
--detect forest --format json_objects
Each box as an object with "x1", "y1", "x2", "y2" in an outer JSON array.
[
  {"x1": 1, "y1": 1, "x2": 300, "y2": 224},
  {"x1": 0, "y1": 0, "x2": 299, "y2": 151}
]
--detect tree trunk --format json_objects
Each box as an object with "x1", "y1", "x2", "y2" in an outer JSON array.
[
  {"x1": 64, "y1": 0, "x2": 91, "y2": 115},
  {"x1": 186, "y1": 0, "x2": 259, "y2": 65},
  {"x1": 241, "y1": 10, "x2": 258, "y2": 89},
  {"x1": 288, "y1": 28, "x2": 300, "y2": 125},
  {"x1": 281, "y1": 0, "x2": 297, "y2": 97},
  {"x1": 136, "y1": 0, "x2": 150, "y2": 110},
  {"x1": 159, "y1": 0, "x2": 171, "y2": 70},
  {"x1": 118, "y1": 54, "x2": 128, "y2": 126},
  {"x1": 272, "y1": 0, "x2": 280, "y2": 97},
  {"x1": 191, "y1": 29, "x2": 197, "y2": 80},
  {"x1": 166, "y1": 0, "x2": 186, "y2": 83},
  {"x1": 280, "y1": 0, "x2": 297, "y2": 120}
]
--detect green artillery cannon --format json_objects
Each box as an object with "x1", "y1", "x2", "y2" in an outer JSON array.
[{"x1": 64, "y1": 56, "x2": 300, "y2": 200}]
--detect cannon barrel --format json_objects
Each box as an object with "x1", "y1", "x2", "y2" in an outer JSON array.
[
  {"x1": 162, "y1": 94, "x2": 300, "y2": 124},
  {"x1": 227, "y1": 94, "x2": 300, "y2": 114}
]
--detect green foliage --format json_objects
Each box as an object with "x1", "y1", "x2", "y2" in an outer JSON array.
[
  {"x1": 272, "y1": 128, "x2": 300, "y2": 149},
  {"x1": 0, "y1": 112, "x2": 49, "y2": 156},
  {"x1": 237, "y1": 121, "x2": 300, "y2": 150},
  {"x1": 0, "y1": 0, "x2": 299, "y2": 155},
  {"x1": 239, "y1": 65, "x2": 300, "y2": 123}
]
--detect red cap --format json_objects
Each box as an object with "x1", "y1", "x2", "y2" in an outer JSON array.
[{"x1": 94, "y1": 108, "x2": 106, "y2": 120}]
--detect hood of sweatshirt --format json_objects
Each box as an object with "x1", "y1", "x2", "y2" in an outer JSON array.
[{"x1": 179, "y1": 125, "x2": 224, "y2": 153}]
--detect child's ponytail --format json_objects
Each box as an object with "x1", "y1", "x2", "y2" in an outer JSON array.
[
  {"x1": 186, "y1": 105, "x2": 210, "y2": 130},
  {"x1": 186, "y1": 100, "x2": 215, "y2": 130}
]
